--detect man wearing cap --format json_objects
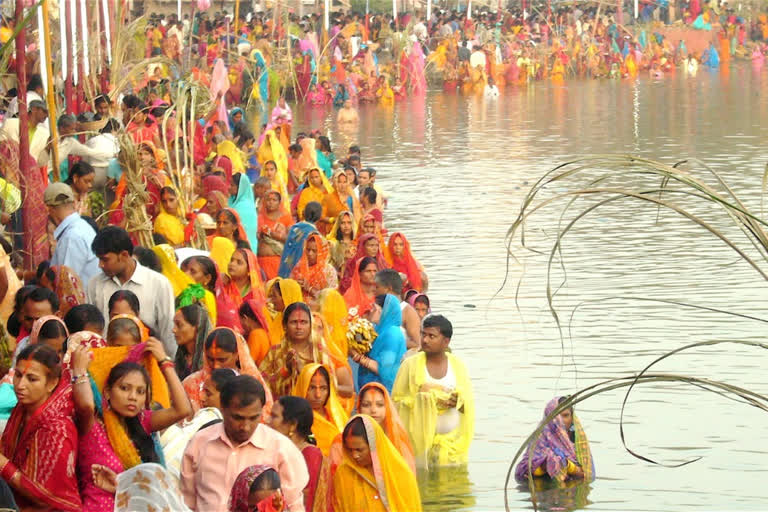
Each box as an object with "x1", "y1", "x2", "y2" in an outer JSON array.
[
  {"x1": 45, "y1": 182, "x2": 100, "y2": 288},
  {"x1": 0, "y1": 99, "x2": 50, "y2": 165}
]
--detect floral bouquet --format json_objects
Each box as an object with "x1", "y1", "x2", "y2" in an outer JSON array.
[{"x1": 346, "y1": 307, "x2": 377, "y2": 355}]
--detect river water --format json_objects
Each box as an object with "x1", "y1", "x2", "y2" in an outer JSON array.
[{"x1": 291, "y1": 64, "x2": 768, "y2": 511}]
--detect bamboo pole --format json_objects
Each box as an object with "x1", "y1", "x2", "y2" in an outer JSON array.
[
  {"x1": 234, "y1": 0, "x2": 241, "y2": 39},
  {"x1": 16, "y1": 0, "x2": 46, "y2": 270},
  {"x1": 41, "y1": 0, "x2": 59, "y2": 176}
]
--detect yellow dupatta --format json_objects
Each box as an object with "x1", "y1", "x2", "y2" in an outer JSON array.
[
  {"x1": 266, "y1": 277, "x2": 303, "y2": 345},
  {"x1": 89, "y1": 343, "x2": 171, "y2": 470},
  {"x1": 216, "y1": 140, "x2": 246, "y2": 174},
  {"x1": 332, "y1": 415, "x2": 422, "y2": 512},
  {"x1": 292, "y1": 363, "x2": 349, "y2": 456},
  {"x1": 209, "y1": 237, "x2": 236, "y2": 275},
  {"x1": 257, "y1": 130, "x2": 289, "y2": 187},
  {"x1": 297, "y1": 168, "x2": 333, "y2": 220},
  {"x1": 317, "y1": 289, "x2": 349, "y2": 364},
  {"x1": 391, "y1": 352, "x2": 475, "y2": 469},
  {"x1": 153, "y1": 208, "x2": 186, "y2": 247},
  {"x1": 152, "y1": 245, "x2": 217, "y2": 324}
]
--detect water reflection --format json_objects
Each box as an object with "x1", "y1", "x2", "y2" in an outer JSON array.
[
  {"x1": 517, "y1": 480, "x2": 593, "y2": 512},
  {"x1": 292, "y1": 63, "x2": 768, "y2": 511},
  {"x1": 418, "y1": 465, "x2": 476, "y2": 512}
]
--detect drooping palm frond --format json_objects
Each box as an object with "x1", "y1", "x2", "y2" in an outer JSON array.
[
  {"x1": 505, "y1": 155, "x2": 768, "y2": 344},
  {"x1": 504, "y1": 348, "x2": 768, "y2": 511}
]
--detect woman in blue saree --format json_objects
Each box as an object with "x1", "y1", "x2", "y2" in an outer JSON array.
[
  {"x1": 278, "y1": 218, "x2": 318, "y2": 278},
  {"x1": 349, "y1": 294, "x2": 406, "y2": 392},
  {"x1": 228, "y1": 173, "x2": 260, "y2": 252}
]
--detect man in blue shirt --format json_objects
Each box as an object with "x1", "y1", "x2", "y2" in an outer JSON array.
[{"x1": 45, "y1": 182, "x2": 99, "y2": 287}]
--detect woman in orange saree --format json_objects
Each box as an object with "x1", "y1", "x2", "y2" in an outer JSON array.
[
  {"x1": 182, "y1": 327, "x2": 273, "y2": 414},
  {"x1": 290, "y1": 233, "x2": 338, "y2": 301},
  {"x1": 239, "y1": 299, "x2": 272, "y2": 365},
  {"x1": 258, "y1": 190, "x2": 294, "y2": 280},
  {"x1": 342, "y1": 256, "x2": 378, "y2": 314},
  {"x1": 322, "y1": 169, "x2": 362, "y2": 225},
  {"x1": 292, "y1": 363, "x2": 349, "y2": 456},
  {"x1": 208, "y1": 208, "x2": 252, "y2": 250},
  {"x1": 340, "y1": 233, "x2": 388, "y2": 293}
]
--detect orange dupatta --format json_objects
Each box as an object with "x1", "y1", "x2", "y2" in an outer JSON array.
[{"x1": 291, "y1": 233, "x2": 335, "y2": 298}]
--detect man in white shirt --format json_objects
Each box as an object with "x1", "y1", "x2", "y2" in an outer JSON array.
[
  {"x1": 5, "y1": 74, "x2": 43, "y2": 119},
  {"x1": 56, "y1": 115, "x2": 114, "y2": 172},
  {"x1": 0, "y1": 100, "x2": 50, "y2": 165},
  {"x1": 87, "y1": 226, "x2": 177, "y2": 356},
  {"x1": 85, "y1": 119, "x2": 120, "y2": 190}
]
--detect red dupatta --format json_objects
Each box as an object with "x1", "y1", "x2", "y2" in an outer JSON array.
[
  {"x1": 387, "y1": 232, "x2": 423, "y2": 292},
  {"x1": 223, "y1": 248, "x2": 267, "y2": 310},
  {"x1": 340, "y1": 233, "x2": 388, "y2": 293},
  {"x1": 0, "y1": 378, "x2": 82, "y2": 511},
  {"x1": 342, "y1": 257, "x2": 376, "y2": 314}
]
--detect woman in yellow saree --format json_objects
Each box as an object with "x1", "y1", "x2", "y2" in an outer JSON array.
[
  {"x1": 266, "y1": 277, "x2": 304, "y2": 346},
  {"x1": 297, "y1": 168, "x2": 332, "y2": 222},
  {"x1": 317, "y1": 288, "x2": 349, "y2": 366},
  {"x1": 152, "y1": 244, "x2": 218, "y2": 325},
  {"x1": 259, "y1": 302, "x2": 335, "y2": 397},
  {"x1": 257, "y1": 129, "x2": 289, "y2": 189},
  {"x1": 154, "y1": 187, "x2": 187, "y2": 247},
  {"x1": 216, "y1": 139, "x2": 246, "y2": 175},
  {"x1": 332, "y1": 415, "x2": 422, "y2": 512},
  {"x1": 292, "y1": 363, "x2": 349, "y2": 456}
]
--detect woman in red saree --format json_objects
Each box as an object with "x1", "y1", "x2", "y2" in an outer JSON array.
[
  {"x1": 339, "y1": 233, "x2": 388, "y2": 293},
  {"x1": 222, "y1": 248, "x2": 267, "y2": 308},
  {"x1": 387, "y1": 232, "x2": 427, "y2": 292},
  {"x1": 258, "y1": 190, "x2": 294, "y2": 280},
  {"x1": 0, "y1": 345, "x2": 82, "y2": 511},
  {"x1": 342, "y1": 256, "x2": 379, "y2": 314}
]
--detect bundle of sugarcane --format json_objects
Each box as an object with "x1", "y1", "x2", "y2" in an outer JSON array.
[
  {"x1": 116, "y1": 132, "x2": 153, "y2": 248},
  {"x1": 157, "y1": 78, "x2": 218, "y2": 250}
]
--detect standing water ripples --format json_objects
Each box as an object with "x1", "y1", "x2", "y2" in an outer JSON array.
[{"x1": 293, "y1": 63, "x2": 768, "y2": 511}]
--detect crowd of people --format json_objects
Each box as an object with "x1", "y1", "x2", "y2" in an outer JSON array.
[
  {"x1": 0, "y1": 2, "x2": 654, "y2": 510},
  {"x1": 0, "y1": 75, "x2": 486, "y2": 508},
  {"x1": 113, "y1": 1, "x2": 768, "y2": 118}
]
